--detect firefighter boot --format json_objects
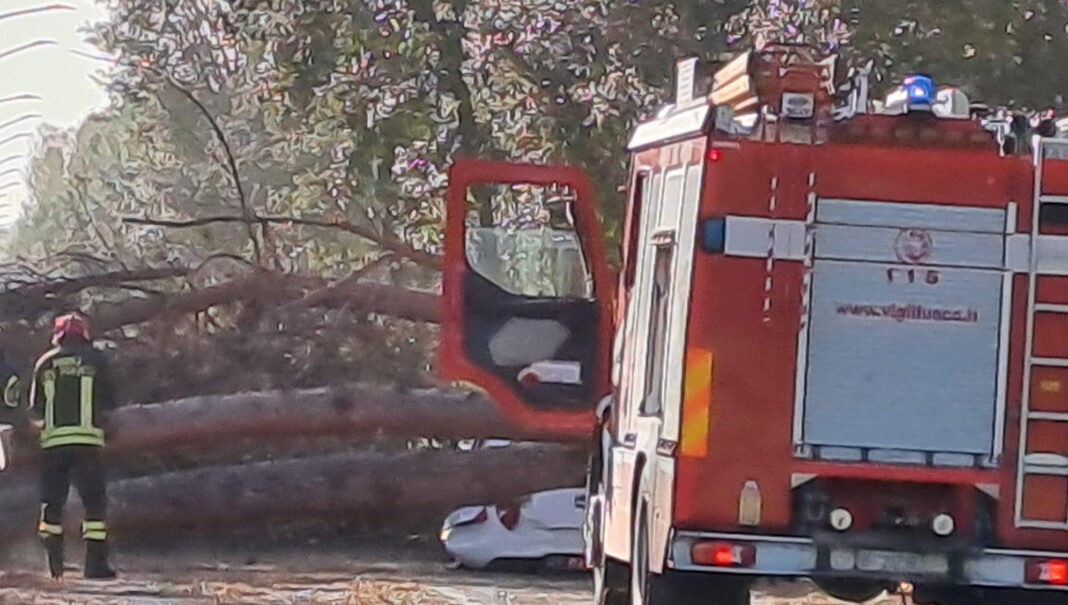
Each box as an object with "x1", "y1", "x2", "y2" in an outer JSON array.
[
  {"x1": 84, "y1": 540, "x2": 116, "y2": 579},
  {"x1": 42, "y1": 535, "x2": 64, "y2": 579}
]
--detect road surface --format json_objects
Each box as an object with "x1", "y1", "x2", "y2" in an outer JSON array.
[
  {"x1": 0, "y1": 538, "x2": 912, "y2": 604},
  {"x1": 0, "y1": 572, "x2": 913, "y2": 605}
]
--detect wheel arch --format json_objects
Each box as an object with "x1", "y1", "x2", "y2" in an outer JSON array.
[{"x1": 629, "y1": 453, "x2": 650, "y2": 564}]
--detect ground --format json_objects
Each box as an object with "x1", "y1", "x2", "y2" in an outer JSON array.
[{"x1": 0, "y1": 538, "x2": 915, "y2": 605}]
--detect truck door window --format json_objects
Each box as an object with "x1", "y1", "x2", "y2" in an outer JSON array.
[
  {"x1": 465, "y1": 183, "x2": 593, "y2": 300},
  {"x1": 622, "y1": 173, "x2": 649, "y2": 291},
  {"x1": 1040, "y1": 202, "x2": 1068, "y2": 235},
  {"x1": 641, "y1": 242, "x2": 674, "y2": 416},
  {"x1": 456, "y1": 179, "x2": 601, "y2": 411}
]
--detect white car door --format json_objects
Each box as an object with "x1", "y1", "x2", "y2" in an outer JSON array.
[{"x1": 522, "y1": 488, "x2": 585, "y2": 530}]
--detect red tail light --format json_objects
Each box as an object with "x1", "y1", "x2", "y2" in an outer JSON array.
[
  {"x1": 1053, "y1": 561, "x2": 1068, "y2": 585},
  {"x1": 497, "y1": 503, "x2": 521, "y2": 530},
  {"x1": 1026, "y1": 559, "x2": 1068, "y2": 585},
  {"x1": 713, "y1": 545, "x2": 734, "y2": 566},
  {"x1": 691, "y1": 541, "x2": 756, "y2": 568}
]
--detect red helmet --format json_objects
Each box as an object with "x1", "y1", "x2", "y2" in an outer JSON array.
[{"x1": 52, "y1": 312, "x2": 90, "y2": 345}]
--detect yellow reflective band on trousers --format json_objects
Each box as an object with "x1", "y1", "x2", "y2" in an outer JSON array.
[
  {"x1": 82, "y1": 520, "x2": 107, "y2": 541},
  {"x1": 37, "y1": 521, "x2": 63, "y2": 536}
]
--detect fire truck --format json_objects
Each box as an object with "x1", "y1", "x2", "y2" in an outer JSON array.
[{"x1": 438, "y1": 45, "x2": 1068, "y2": 604}]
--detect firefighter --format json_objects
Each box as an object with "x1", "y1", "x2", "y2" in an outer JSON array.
[{"x1": 30, "y1": 312, "x2": 116, "y2": 579}]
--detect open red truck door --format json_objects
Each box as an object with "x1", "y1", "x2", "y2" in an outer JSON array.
[{"x1": 439, "y1": 159, "x2": 614, "y2": 436}]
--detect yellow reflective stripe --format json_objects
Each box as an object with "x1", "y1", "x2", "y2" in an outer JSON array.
[
  {"x1": 36, "y1": 357, "x2": 105, "y2": 448},
  {"x1": 41, "y1": 425, "x2": 105, "y2": 448},
  {"x1": 680, "y1": 349, "x2": 714, "y2": 458},
  {"x1": 37, "y1": 521, "x2": 63, "y2": 536},
  {"x1": 82, "y1": 520, "x2": 107, "y2": 541},
  {"x1": 41, "y1": 434, "x2": 105, "y2": 448},
  {"x1": 80, "y1": 374, "x2": 94, "y2": 427},
  {"x1": 41, "y1": 370, "x2": 56, "y2": 429},
  {"x1": 41, "y1": 425, "x2": 104, "y2": 440}
]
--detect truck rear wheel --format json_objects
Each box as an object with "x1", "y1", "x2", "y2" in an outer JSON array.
[
  {"x1": 912, "y1": 585, "x2": 982, "y2": 605},
  {"x1": 595, "y1": 556, "x2": 630, "y2": 605},
  {"x1": 629, "y1": 505, "x2": 678, "y2": 605},
  {"x1": 629, "y1": 506, "x2": 653, "y2": 605},
  {"x1": 913, "y1": 586, "x2": 1067, "y2": 605},
  {"x1": 647, "y1": 571, "x2": 751, "y2": 605},
  {"x1": 973, "y1": 588, "x2": 1067, "y2": 605},
  {"x1": 629, "y1": 506, "x2": 751, "y2": 604},
  {"x1": 814, "y1": 579, "x2": 893, "y2": 602}
]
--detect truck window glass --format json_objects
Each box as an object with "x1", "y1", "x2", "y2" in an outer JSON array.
[
  {"x1": 642, "y1": 244, "x2": 673, "y2": 416},
  {"x1": 464, "y1": 183, "x2": 593, "y2": 299},
  {"x1": 623, "y1": 173, "x2": 649, "y2": 290},
  {"x1": 1040, "y1": 202, "x2": 1068, "y2": 233}
]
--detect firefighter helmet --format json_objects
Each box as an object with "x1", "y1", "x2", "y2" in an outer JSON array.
[{"x1": 52, "y1": 312, "x2": 90, "y2": 345}]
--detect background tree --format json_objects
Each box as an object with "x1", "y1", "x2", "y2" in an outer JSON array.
[
  {"x1": 6, "y1": 0, "x2": 1068, "y2": 548},
  {"x1": 6, "y1": 0, "x2": 1068, "y2": 405},
  {"x1": 845, "y1": 0, "x2": 1068, "y2": 109}
]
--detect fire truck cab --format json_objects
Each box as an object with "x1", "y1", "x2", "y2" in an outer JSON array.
[{"x1": 439, "y1": 46, "x2": 1068, "y2": 604}]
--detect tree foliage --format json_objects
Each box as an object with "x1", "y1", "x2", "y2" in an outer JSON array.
[
  {"x1": 845, "y1": 0, "x2": 1068, "y2": 109},
  {"x1": 7, "y1": 0, "x2": 1068, "y2": 401}
]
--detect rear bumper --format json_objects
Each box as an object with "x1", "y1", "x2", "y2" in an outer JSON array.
[{"x1": 670, "y1": 530, "x2": 1068, "y2": 591}]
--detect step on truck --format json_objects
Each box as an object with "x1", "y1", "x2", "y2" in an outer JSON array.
[{"x1": 438, "y1": 45, "x2": 1068, "y2": 604}]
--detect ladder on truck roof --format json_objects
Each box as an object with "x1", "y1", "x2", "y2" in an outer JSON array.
[{"x1": 1016, "y1": 136, "x2": 1068, "y2": 529}]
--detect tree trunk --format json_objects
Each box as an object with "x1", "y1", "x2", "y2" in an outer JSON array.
[
  {"x1": 0, "y1": 444, "x2": 587, "y2": 543},
  {"x1": 106, "y1": 384, "x2": 574, "y2": 456},
  {"x1": 92, "y1": 275, "x2": 440, "y2": 333},
  {"x1": 3, "y1": 384, "x2": 585, "y2": 474}
]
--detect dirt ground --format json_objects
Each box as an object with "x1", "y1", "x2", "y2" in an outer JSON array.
[
  {"x1": 0, "y1": 537, "x2": 917, "y2": 605},
  {"x1": 5, "y1": 544, "x2": 589, "y2": 605}
]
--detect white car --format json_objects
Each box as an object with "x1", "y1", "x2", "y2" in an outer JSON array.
[{"x1": 440, "y1": 487, "x2": 587, "y2": 571}]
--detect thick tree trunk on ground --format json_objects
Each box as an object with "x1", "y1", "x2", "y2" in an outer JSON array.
[
  {"x1": 106, "y1": 385, "x2": 574, "y2": 455},
  {"x1": 4, "y1": 384, "x2": 586, "y2": 474},
  {"x1": 0, "y1": 444, "x2": 587, "y2": 543}
]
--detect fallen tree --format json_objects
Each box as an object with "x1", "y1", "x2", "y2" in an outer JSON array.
[
  {"x1": 90, "y1": 273, "x2": 440, "y2": 333},
  {"x1": 0, "y1": 261, "x2": 440, "y2": 335},
  {"x1": 106, "y1": 384, "x2": 577, "y2": 453},
  {"x1": 2, "y1": 384, "x2": 587, "y2": 475},
  {"x1": 0, "y1": 443, "x2": 587, "y2": 543}
]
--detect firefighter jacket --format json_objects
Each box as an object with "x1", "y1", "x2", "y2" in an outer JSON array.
[{"x1": 30, "y1": 341, "x2": 115, "y2": 449}]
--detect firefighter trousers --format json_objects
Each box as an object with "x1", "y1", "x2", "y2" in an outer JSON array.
[{"x1": 37, "y1": 445, "x2": 108, "y2": 542}]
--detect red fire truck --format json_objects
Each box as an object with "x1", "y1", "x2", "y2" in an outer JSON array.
[{"x1": 438, "y1": 45, "x2": 1068, "y2": 604}]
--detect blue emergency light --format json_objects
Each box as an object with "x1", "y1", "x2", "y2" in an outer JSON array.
[
  {"x1": 700, "y1": 217, "x2": 726, "y2": 254},
  {"x1": 903, "y1": 74, "x2": 935, "y2": 106}
]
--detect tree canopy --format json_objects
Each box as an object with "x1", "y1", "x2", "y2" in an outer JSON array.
[{"x1": 6, "y1": 0, "x2": 1068, "y2": 401}]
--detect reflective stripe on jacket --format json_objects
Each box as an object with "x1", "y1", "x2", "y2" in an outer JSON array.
[{"x1": 30, "y1": 343, "x2": 114, "y2": 448}]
